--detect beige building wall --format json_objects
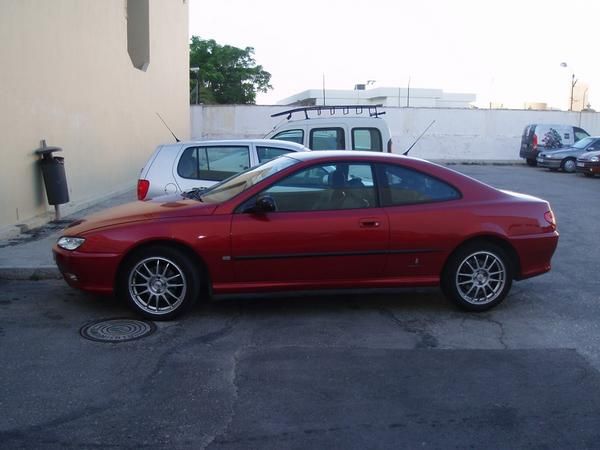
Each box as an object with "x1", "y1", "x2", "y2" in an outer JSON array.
[{"x1": 0, "y1": 0, "x2": 189, "y2": 233}]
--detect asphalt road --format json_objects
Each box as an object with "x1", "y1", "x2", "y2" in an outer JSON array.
[{"x1": 1, "y1": 165, "x2": 600, "y2": 449}]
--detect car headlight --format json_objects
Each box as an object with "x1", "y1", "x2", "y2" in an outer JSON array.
[
  {"x1": 591, "y1": 156, "x2": 600, "y2": 162},
  {"x1": 57, "y1": 237, "x2": 85, "y2": 251}
]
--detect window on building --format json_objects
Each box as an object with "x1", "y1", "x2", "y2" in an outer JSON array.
[{"x1": 127, "y1": 0, "x2": 150, "y2": 71}]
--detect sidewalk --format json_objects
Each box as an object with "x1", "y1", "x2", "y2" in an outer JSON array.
[{"x1": 0, "y1": 190, "x2": 135, "y2": 280}]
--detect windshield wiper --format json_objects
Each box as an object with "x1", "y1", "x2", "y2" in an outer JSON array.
[{"x1": 181, "y1": 187, "x2": 205, "y2": 201}]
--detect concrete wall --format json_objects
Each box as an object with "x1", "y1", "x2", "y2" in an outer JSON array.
[
  {"x1": 0, "y1": 0, "x2": 189, "y2": 233},
  {"x1": 191, "y1": 105, "x2": 600, "y2": 161}
]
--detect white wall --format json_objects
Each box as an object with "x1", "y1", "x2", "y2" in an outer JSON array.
[{"x1": 191, "y1": 105, "x2": 600, "y2": 161}]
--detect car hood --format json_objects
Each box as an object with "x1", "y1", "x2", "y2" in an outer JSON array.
[
  {"x1": 579, "y1": 150, "x2": 600, "y2": 160},
  {"x1": 64, "y1": 196, "x2": 217, "y2": 235}
]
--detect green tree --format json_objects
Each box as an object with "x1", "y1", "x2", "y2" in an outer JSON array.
[{"x1": 189, "y1": 36, "x2": 272, "y2": 104}]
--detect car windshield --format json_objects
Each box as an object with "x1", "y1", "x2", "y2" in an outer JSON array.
[
  {"x1": 199, "y1": 155, "x2": 300, "y2": 203},
  {"x1": 573, "y1": 137, "x2": 594, "y2": 149}
]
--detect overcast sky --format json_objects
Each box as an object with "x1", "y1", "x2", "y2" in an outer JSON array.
[{"x1": 189, "y1": 0, "x2": 599, "y2": 109}]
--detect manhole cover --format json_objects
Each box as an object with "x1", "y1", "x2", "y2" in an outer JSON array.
[{"x1": 80, "y1": 318, "x2": 156, "y2": 343}]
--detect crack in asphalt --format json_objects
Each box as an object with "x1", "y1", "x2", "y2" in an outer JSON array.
[
  {"x1": 377, "y1": 308, "x2": 439, "y2": 349},
  {"x1": 463, "y1": 315, "x2": 508, "y2": 349},
  {"x1": 203, "y1": 348, "x2": 242, "y2": 450}
]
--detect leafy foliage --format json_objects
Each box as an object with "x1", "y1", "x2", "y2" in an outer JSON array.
[{"x1": 189, "y1": 36, "x2": 272, "y2": 104}]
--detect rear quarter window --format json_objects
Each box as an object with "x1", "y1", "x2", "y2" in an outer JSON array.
[
  {"x1": 177, "y1": 146, "x2": 250, "y2": 182},
  {"x1": 352, "y1": 128, "x2": 383, "y2": 151}
]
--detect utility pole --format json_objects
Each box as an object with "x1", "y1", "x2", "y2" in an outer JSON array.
[{"x1": 570, "y1": 73, "x2": 577, "y2": 112}]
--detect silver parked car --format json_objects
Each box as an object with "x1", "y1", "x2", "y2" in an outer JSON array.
[
  {"x1": 536, "y1": 136, "x2": 600, "y2": 173},
  {"x1": 137, "y1": 139, "x2": 309, "y2": 200}
]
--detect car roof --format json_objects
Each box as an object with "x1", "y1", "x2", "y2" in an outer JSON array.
[
  {"x1": 284, "y1": 150, "x2": 411, "y2": 162},
  {"x1": 173, "y1": 139, "x2": 307, "y2": 150}
]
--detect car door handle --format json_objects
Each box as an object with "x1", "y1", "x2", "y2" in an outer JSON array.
[{"x1": 359, "y1": 218, "x2": 381, "y2": 228}]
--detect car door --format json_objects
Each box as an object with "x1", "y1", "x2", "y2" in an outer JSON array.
[
  {"x1": 377, "y1": 163, "x2": 462, "y2": 279},
  {"x1": 230, "y1": 161, "x2": 389, "y2": 285}
]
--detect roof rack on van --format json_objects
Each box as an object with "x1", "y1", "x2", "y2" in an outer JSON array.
[{"x1": 271, "y1": 104, "x2": 386, "y2": 120}]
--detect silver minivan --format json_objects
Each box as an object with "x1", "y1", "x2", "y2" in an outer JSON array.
[{"x1": 137, "y1": 139, "x2": 308, "y2": 200}]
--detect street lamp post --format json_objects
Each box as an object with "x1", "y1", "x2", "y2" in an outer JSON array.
[
  {"x1": 190, "y1": 67, "x2": 200, "y2": 104},
  {"x1": 560, "y1": 62, "x2": 577, "y2": 111}
]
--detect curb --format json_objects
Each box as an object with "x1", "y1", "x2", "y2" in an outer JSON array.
[{"x1": 0, "y1": 266, "x2": 62, "y2": 281}]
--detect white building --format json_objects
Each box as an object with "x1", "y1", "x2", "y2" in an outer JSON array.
[{"x1": 278, "y1": 87, "x2": 476, "y2": 108}]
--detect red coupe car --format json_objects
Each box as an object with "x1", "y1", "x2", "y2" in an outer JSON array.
[{"x1": 53, "y1": 151, "x2": 559, "y2": 320}]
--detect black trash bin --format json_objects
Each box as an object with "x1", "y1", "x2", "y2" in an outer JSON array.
[{"x1": 35, "y1": 141, "x2": 69, "y2": 206}]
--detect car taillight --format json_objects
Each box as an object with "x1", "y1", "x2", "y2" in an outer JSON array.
[
  {"x1": 137, "y1": 179, "x2": 150, "y2": 200},
  {"x1": 532, "y1": 134, "x2": 538, "y2": 150},
  {"x1": 544, "y1": 210, "x2": 556, "y2": 229},
  {"x1": 387, "y1": 138, "x2": 393, "y2": 153}
]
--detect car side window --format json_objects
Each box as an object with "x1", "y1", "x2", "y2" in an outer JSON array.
[
  {"x1": 310, "y1": 128, "x2": 345, "y2": 150},
  {"x1": 378, "y1": 164, "x2": 460, "y2": 206},
  {"x1": 177, "y1": 146, "x2": 250, "y2": 182},
  {"x1": 272, "y1": 129, "x2": 304, "y2": 144},
  {"x1": 256, "y1": 162, "x2": 375, "y2": 212},
  {"x1": 352, "y1": 128, "x2": 383, "y2": 151},
  {"x1": 575, "y1": 128, "x2": 590, "y2": 142},
  {"x1": 256, "y1": 146, "x2": 293, "y2": 163}
]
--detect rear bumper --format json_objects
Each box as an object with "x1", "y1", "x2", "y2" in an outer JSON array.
[
  {"x1": 510, "y1": 231, "x2": 559, "y2": 280},
  {"x1": 53, "y1": 245, "x2": 121, "y2": 294},
  {"x1": 520, "y1": 148, "x2": 538, "y2": 159}
]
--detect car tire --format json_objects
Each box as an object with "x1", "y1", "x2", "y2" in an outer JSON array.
[
  {"x1": 441, "y1": 242, "x2": 513, "y2": 312},
  {"x1": 562, "y1": 158, "x2": 576, "y2": 173},
  {"x1": 526, "y1": 158, "x2": 537, "y2": 167},
  {"x1": 117, "y1": 246, "x2": 201, "y2": 320}
]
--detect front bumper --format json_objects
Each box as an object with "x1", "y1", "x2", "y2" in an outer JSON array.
[
  {"x1": 536, "y1": 157, "x2": 562, "y2": 169},
  {"x1": 53, "y1": 245, "x2": 121, "y2": 294},
  {"x1": 576, "y1": 161, "x2": 600, "y2": 175}
]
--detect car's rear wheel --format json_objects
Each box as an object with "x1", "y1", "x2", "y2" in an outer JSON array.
[
  {"x1": 562, "y1": 158, "x2": 577, "y2": 173},
  {"x1": 526, "y1": 158, "x2": 537, "y2": 167},
  {"x1": 442, "y1": 243, "x2": 513, "y2": 311},
  {"x1": 118, "y1": 246, "x2": 200, "y2": 320}
]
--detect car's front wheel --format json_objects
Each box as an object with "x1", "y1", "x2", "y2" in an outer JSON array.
[
  {"x1": 118, "y1": 246, "x2": 201, "y2": 320},
  {"x1": 526, "y1": 158, "x2": 537, "y2": 167},
  {"x1": 562, "y1": 158, "x2": 577, "y2": 173},
  {"x1": 441, "y1": 242, "x2": 513, "y2": 311}
]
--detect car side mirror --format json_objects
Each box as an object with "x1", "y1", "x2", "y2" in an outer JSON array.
[{"x1": 254, "y1": 195, "x2": 277, "y2": 213}]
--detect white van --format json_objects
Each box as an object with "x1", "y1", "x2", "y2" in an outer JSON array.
[
  {"x1": 519, "y1": 123, "x2": 589, "y2": 166},
  {"x1": 265, "y1": 104, "x2": 393, "y2": 153}
]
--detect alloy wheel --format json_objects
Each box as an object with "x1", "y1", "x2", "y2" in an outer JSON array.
[
  {"x1": 455, "y1": 251, "x2": 506, "y2": 305},
  {"x1": 128, "y1": 256, "x2": 187, "y2": 316}
]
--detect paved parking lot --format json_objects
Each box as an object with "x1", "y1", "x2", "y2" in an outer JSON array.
[{"x1": 1, "y1": 165, "x2": 600, "y2": 449}]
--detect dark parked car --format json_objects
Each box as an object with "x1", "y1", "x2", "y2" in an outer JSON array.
[
  {"x1": 53, "y1": 151, "x2": 559, "y2": 320},
  {"x1": 576, "y1": 150, "x2": 600, "y2": 177},
  {"x1": 537, "y1": 136, "x2": 600, "y2": 173},
  {"x1": 520, "y1": 124, "x2": 589, "y2": 166}
]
